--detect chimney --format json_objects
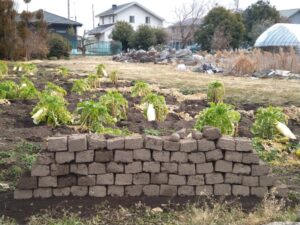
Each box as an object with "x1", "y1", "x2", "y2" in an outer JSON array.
[{"x1": 112, "y1": 4, "x2": 117, "y2": 10}]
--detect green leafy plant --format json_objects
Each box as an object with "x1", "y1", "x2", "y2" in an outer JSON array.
[
  {"x1": 71, "y1": 79, "x2": 89, "y2": 95},
  {"x1": 141, "y1": 93, "x2": 168, "y2": 122},
  {"x1": 31, "y1": 92, "x2": 72, "y2": 126},
  {"x1": 109, "y1": 70, "x2": 119, "y2": 85},
  {"x1": 0, "y1": 61, "x2": 8, "y2": 79},
  {"x1": 76, "y1": 100, "x2": 115, "y2": 132},
  {"x1": 144, "y1": 128, "x2": 161, "y2": 136},
  {"x1": 13, "y1": 63, "x2": 37, "y2": 76},
  {"x1": 18, "y1": 76, "x2": 40, "y2": 100},
  {"x1": 99, "y1": 91, "x2": 128, "y2": 121},
  {"x1": 15, "y1": 141, "x2": 41, "y2": 171},
  {"x1": 86, "y1": 73, "x2": 101, "y2": 89},
  {"x1": 251, "y1": 106, "x2": 287, "y2": 139},
  {"x1": 131, "y1": 81, "x2": 151, "y2": 97},
  {"x1": 0, "y1": 80, "x2": 18, "y2": 99},
  {"x1": 97, "y1": 127, "x2": 131, "y2": 136},
  {"x1": 56, "y1": 66, "x2": 70, "y2": 78},
  {"x1": 195, "y1": 103, "x2": 241, "y2": 136},
  {"x1": 96, "y1": 64, "x2": 106, "y2": 77},
  {"x1": 44, "y1": 82, "x2": 67, "y2": 97},
  {"x1": 207, "y1": 80, "x2": 225, "y2": 103}
]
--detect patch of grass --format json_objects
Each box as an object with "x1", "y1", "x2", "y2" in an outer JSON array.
[
  {"x1": 0, "y1": 216, "x2": 16, "y2": 225},
  {"x1": 179, "y1": 87, "x2": 201, "y2": 95},
  {"x1": 144, "y1": 128, "x2": 161, "y2": 136}
]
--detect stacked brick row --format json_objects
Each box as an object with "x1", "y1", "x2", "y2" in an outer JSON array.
[{"x1": 14, "y1": 127, "x2": 283, "y2": 199}]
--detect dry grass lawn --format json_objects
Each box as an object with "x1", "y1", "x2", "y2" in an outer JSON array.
[{"x1": 40, "y1": 56, "x2": 300, "y2": 107}]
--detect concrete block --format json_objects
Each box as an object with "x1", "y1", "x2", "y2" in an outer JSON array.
[
  {"x1": 125, "y1": 135, "x2": 144, "y2": 149},
  {"x1": 160, "y1": 185, "x2": 177, "y2": 196},
  {"x1": 58, "y1": 175, "x2": 76, "y2": 187},
  {"x1": 215, "y1": 160, "x2": 233, "y2": 173},
  {"x1": 252, "y1": 165, "x2": 270, "y2": 176},
  {"x1": 33, "y1": 188, "x2": 52, "y2": 198},
  {"x1": 206, "y1": 149, "x2": 223, "y2": 161},
  {"x1": 202, "y1": 127, "x2": 221, "y2": 140},
  {"x1": 197, "y1": 139, "x2": 216, "y2": 152},
  {"x1": 242, "y1": 153, "x2": 260, "y2": 164},
  {"x1": 107, "y1": 162, "x2": 124, "y2": 173},
  {"x1": 143, "y1": 162, "x2": 160, "y2": 173},
  {"x1": 151, "y1": 173, "x2": 168, "y2": 184},
  {"x1": 242, "y1": 176, "x2": 259, "y2": 187},
  {"x1": 161, "y1": 163, "x2": 178, "y2": 173},
  {"x1": 217, "y1": 136, "x2": 235, "y2": 151},
  {"x1": 68, "y1": 134, "x2": 87, "y2": 152},
  {"x1": 188, "y1": 152, "x2": 206, "y2": 164},
  {"x1": 76, "y1": 150, "x2": 94, "y2": 163},
  {"x1": 14, "y1": 189, "x2": 33, "y2": 199},
  {"x1": 235, "y1": 138, "x2": 252, "y2": 152},
  {"x1": 50, "y1": 164, "x2": 69, "y2": 176},
  {"x1": 88, "y1": 162, "x2": 106, "y2": 174},
  {"x1": 125, "y1": 162, "x2": 142, "y2": 174},
  {"x1": 178, "y1": 163, "x2": 196, "y2": 175},
  {"x1": 170, "y1": 152, "x2": 188, "y2": 163},
  {"x1": 169, "y1": 174, "x2": 186, "y2": 185},
  {"x1": 95, "y1": 151, "x2": 113, "y2": 162},
  {"x1": 196, "y1": 163, "x2": 214, "y2": 174},
  {"x1": 31, "y1": 165, "x2": 50, "y2": 177},
  {"x1": 97, "y1": 174, "x2": 114, "y2": 185},
  {"x1": 180, "y1": 139, "x2": 197, "y2": 152},
  {"x1": 225, "y1": 173, "x2": 242, "y2": 184},
  {"x1": 55, "y1": 152, "x2": 74, "y2": 164},
  {"x1": 145, "y1": 136, "x2": 163, "y2": 151},
  {"x1": 233, "y1": 163, "x2": 251, "y2": 175},
  {"x1": 115, "y1": 174, "x2": 132, "y2": 185},
  {"x1": 164, "y1": 140, "x2": 180, "y2": 151},
  {"x1": 133, "y1": 173, "x2": 150, "y2": 185},
  {"x1": 214, "y1": 184, "x2": 231, "y2": 196},
  {"x1": 18, "y1": 176, "x2": 37, "y2": 189},
  {"x1": 125, "y1": 185, "x2": 143, "y2": 196},
  {"x1": 47, "y1": 136, "x2": 67, "y2": 152},
  {"x1": 71, "y1": 186, "x2": 88, "y2": 197},
  {"x1": 108, "y1": 185, "x2": 124, "y2": 197},
  {"x1": 115, "y1": 150, "x2": 133, "y2": 163},
  {"x1": 78, "y1": 175, "x2": 96, "y2": 186},
  {"x1": 53, "y1": 187, "x2": 70, "y2": 197},
  {"x1": 89, "y1": 186, "x2": 106, "y2": 197},
  {"x1": 225, "y1": 151, "x2": 242, "y2": 162},
  {"x1": 133, "y1": 149, "x2": 151, "y2": 161},
  {"x1": 36, "y1": 153, "x2": 55, "y2": 165},
  {"x1": 196, "y1": 185, "x2": 213, "y2": 196},
  {"x1": 107, "y1": 137, "x2": 125, "y2": 150},
  {"x1": 178, "y1": 186, "x2": 195, "y2": 196},
  {"x1": 187, "y1": 175, "x2": 205, "y2": 185},
  {"x1": 232, "y1": 185, "x2": 250, "y2": 196},
  {"x1": 260, "y1": 176, "x2": 275, "y2": 187},
  {"x1": 153, "y1": 151, "x2": 170, "y2": 162},
  {"x1": 39, "y1": 176, "x2": 57, "y2": 187},
  {"x1": 70, "y1": 164, "x2": 88, "y2": 175},
  {"x1": 143, "y1": 185, "x2": 160, "y2": 196},
  {"x1": 205, "y1": 173, "x2": 224, "y2": 184},
  {"x1": 251, "y1": 187, "x2": 268, "y2": 198},
  {"x1": 88, "y1": 134, "x2": 106, "y2": 150}
]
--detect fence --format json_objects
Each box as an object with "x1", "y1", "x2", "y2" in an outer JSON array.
[{"x1": 85, "y1": 41, "x2": 122, "y2": 56}]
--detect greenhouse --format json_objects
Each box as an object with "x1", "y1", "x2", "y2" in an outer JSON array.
[{"x1": 255, "y1": 23, "x2": 300, "y2": 52}]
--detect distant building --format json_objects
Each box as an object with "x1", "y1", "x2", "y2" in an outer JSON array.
[
  {"x1": 279, "y1": 9, "x2": 300, "y2": 24},
  {"x1": 88, "y1": 2, "x2": 164, "y2": 41}
]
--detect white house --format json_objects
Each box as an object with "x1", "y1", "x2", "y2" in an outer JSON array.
[{"x1": 88, "y1": 2, "x2": 164, "y2": 41}]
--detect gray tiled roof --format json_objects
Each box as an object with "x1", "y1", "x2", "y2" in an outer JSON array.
[
  {"x1": 87, "y1": 24, "x2": 114, "y2": 35},
  {"x1": 96, "y1": 2, "x2": 133, "y2": 17},
  {"x1": 279, "y1": 9, "x2": 300, "y2": 18}
]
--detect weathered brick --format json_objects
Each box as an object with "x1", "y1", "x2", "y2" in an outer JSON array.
[
  {"x1": 153, "y1": 151, "x2": 170, "y2": 162},
  {"x1": 33, "y1": 188, "x2": 52, "y2": 198},
  {"x1": 242, "y1": 176, "x2": 259, "y2": 187},
  {"x1": 78, "y1": 175, "x2": 96, "y2": 186},
  {"x1": 18, "y1": 176, "x2": 37, "y2": 189},
  {"x1": 107, "y1": 162, "x2": 124, "y2": 173},
  {"x1": 51, "y1": 164, "x2": 69, "y2": 176},
  {"x1": 125, "y1": 185, "x2": 143, "y2": 196},
  {"x1": 39, "y1": 176, "x2": 57, "y2": 187},
  {"x1": 115, "y1": 150, "x2": 133, "y2": 163},
  {"x1": 48, "y1": 136, "x2": 67, "y2": 152},
  {"x1": 108, "y1": 186, "x2": 124, "y2": 197},
  {"x1": 55, "y1": 152, "x2": 74, "y2": 164},
  {"x1": 143, "y1": 162, "x2": 160, "y2": 173},
  {"x1": 58, "y1": 175, "x2": 76, "y2": 187},
  {"x1": 187, "y1": 175, "x2": 205, "y2": 185},
  {"x1": 160, "y1": 185, "x2": 177, "y2": 196},
  {"x1": 125, "y1": 135, "x2": 144, "y2": 149},
  {"x1": 235, "y1": 138, "x2": 252, "y2": 152},
  {"x1": 164, "y1": 140, "x2": 180, "y2": 151},
  {"x1": 242, "y1": 153, "x2": 260, "y2": 164},
  {"x1": 196, "y1": 163, "x2": 214, "y2": 174},
  {"x1": 88, "y1": 134, "x2": 106, "y2": 150},
  {"x1": 31, "y1": 165, "x2": 50, "y2": 177},
  {"x1": 68, "y1": 134, "x2": 87, "y2": 152},
  {"x1": 133, "y1": 149, "x2": 151, "y2": 161},
  {"x1": 161, "y1": 163, "x2": 178, "y2": 173},
  {"x1": 214, "y1": 184, "x2": 231, "y2": 195},
  {"x1": 76, "y1": 150, "x2": 94, "y2": 163},
  {"x1": 169, "y1": 174, "x2": 186, "y2": 185},
  {"x1": 125, "y1": 162, "x2": 142, "y2": 173},
  {"x1": 88, "y1": 162, "x2": 106, "y2": 174},
  {"x1": 70, "y1": 164, "x2": 88, "y2": 175},
  {"x1": 89, "y1": 186, "x2": 106, "y2": 197},
  {"x1": 133, "y1": 173, "x2": 150, "y2": 185},
  {"x1": 217, "y1": 136, "x2": 235, "y2": 151},
  {"x1": 197, "y1": 139, "x2": 216, "y2": 152},
  {"x1": 143, "y1": 185, "x2": 160, "y2": 196},
  {"x1": 260, "y1": 176, "x2": 275, "y2": 187},
  {"x1": 170, "y1": 152, "x2": 188, "y2": 163},
  {"x1": 206, "y1": 149, "x2": 223, "y2": 162},
  {"x1": 151, "y1": 173, "x2": 168, "y2": 184},
  {"x1": 97, "y1": 174, "x2": 114, "y2": 185},
  {"x1": 252, "y1": 165, "x2": 270, "y2": 176},
  {"x1": 232, "y1": 185, "x2": 250, "y2": 196},
  {"x1": 115, "y1": 174, "x2": 132, "y2": 185},
  {"x1": 71, "y1": 186, "x2": 88, "y2": 197},
  {"x1": 36, "y1": 153, "x2": 55, "y2": 165},
  {"x1": 225, "y1": 151, "x2": 242, "y2": 162},
  {"x1": 205, "y1": 173, "x2": 224, "y2": 184},
  {"x1": 107, "y1": 137, "x2": 124, "y2": 150},
  {"x1": 180, "y1": 139, "x2": 197, "y2": 152},
  {"x1": 215, "y1": 160, "x2": 233, "y2": 173},
  {"x1": 196, "y1": 185, "x2": 213, "y2": 195},
  {"x1": 178, "y1": 186, "x2": 195, "y2": 196},
  {"x1": 225, "y1": 173, "x2": 242, "y2": 184},
  {"x1": 251, "y1": 187, "x2": 268, "y2": 197},
  {"x1": 188, "y1": 152, "x2": 206, "y2": 164},
  {"x1": 53, "y1": 187, "x2": 70, "y2": 197},
  {"x1": 95, "y1": 151, "x2": 113, "y2": 162},
  {"x1": 178, "y1": 164, "x2": 196, "y2": 175},
  {"x1": 202, "y1": 127, "x2": 221, "y2": 140},
  {"x1": 145, "y1": 136, "x2": 163, "y2": 151},
  {"x1": 233, "y1": 163, "x2": 251, "y2": 175},
  {"x1": 14, "y1": 189, "x2": 32, "y2": 199}
]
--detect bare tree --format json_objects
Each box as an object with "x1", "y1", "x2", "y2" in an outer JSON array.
[
  {"x1": 211, "y1": 25, "x2": 232, "y2": 51},
  {"x1": 173, "y1": 0, "x2": 214, "y2": 48}
]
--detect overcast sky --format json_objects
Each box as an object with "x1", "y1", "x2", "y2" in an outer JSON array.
[{"x1": 14, "y1": 0, "x2": 300, "y2": 34}]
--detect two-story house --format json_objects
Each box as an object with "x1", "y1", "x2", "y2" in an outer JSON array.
[{"x1": 88, "y1": 2, "x2": 164, "y2": 41}]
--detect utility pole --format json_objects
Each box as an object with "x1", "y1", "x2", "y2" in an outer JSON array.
[
  {"x1": 234, "y1": 0, "x2": 239, "y2": 11},
  {"x1": 92, "y1": 4, "x2": 95, "y2": 28},
  {"x1": 68, "y1": 0, "x2": 70, "y2": 19}
]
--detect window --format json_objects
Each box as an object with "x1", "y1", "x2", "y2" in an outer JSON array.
[
  {"x1": 102, "y1": 17, "x2": 104, "y2": 25},
  {"x1": 145, "y1": 16, "x2": 151, "y2": 24},
  {"x1": 129, "y1": 16, "x2": 135, "y2": 23},
  {"x1": 112, "y1": 16, "x2": 115, "y2": 23}
]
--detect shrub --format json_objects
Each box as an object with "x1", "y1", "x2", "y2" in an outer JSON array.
[
  {"x1": 18, "y1": 76, "x2": 40, "y2": 100},
  {"x1": 44, "y1": 82, "x2": 67, "y2": 97},
  {"x1": 0, "y1": 80, "x2": 18, "y2": 99},
  {"x1": 153, "y1": 27, "x2": 168, "y2": 45},
  {"x1": 15, "y1": 141, "x2": 41, "y2": 171},
  {"x1": 232, "y1": 55, "x2": 256, "y2": 75},
  {"x1": 131, "y1": 25, "x2": 156, "y2": 50},
  {"x1": 207, "y1": 80, "x2": 225, "y2": 103},
  {"x1": 251, "y1": 106, "x2": 287, "y2": 139},
  {"x1": 111, "y1": 21, "x2": 134, "y2": 51},
  {"x1": 47, "y1": 33, "x2": 71, "y2": 59},
  {"x1": 195, "y1": 103, "x2": 241, "y2": 136},
  {"x1": 0, "y1": 61, "x2": 8, "y2": 79},
  {"x1": 109, "y1": 70, "x2": 119, "y2": 85},
  {"x1": 76, "y1": 100, "x2": 115, "y2": 132},
  {"x1": 71, "y1": 79, "x2": 89, "y2": 95},
  {"x1": 87, "y1": 73, "x2": 101, "y2": 89},
  {"x1": 99, "y1": 91, "x2": 128, "y2": 121},
  {"x1": 56, "y1": 66, "x2": 70, "y2": 77},
  {"x1": 141, "y1": 93, "x2": 168, "y2": 122},
  {"x1": 96, "y1": 64, "x2": 106, "y2": 77},
  {"x1": 131, "y1": 81, "x2": 151, "y2": 97}
]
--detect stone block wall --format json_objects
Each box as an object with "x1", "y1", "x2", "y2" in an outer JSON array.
[{"x1": 14, "y1": 127, "x2": 284, "y2": 199}]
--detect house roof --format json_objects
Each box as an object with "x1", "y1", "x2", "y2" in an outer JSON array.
[
  {"x1": 279, "y1": 9, "x2": 300, "y2": 18},
  {"x1": 87, "y1": 24, "x2": 114, "y2": 35},
  {"x1": 170, "y1": 18, "x2": 203, "y2": 27},
  {"x1": 96, "y1": 2, "x2": 164, "y2": 21}
]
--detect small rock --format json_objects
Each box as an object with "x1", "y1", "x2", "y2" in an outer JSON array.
[
  {"x1": 177, "y1": 128, "x2": 187, "y2": 139},
  {"x1": 192, "y1": 130, "x2": 202, "y2": 140},
  {"x1": 170, "y1": 133, "x2": 180, "y2": 142},
  {"x1": 151, "y1": 207, "x2": 163, "y2": 213}
]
